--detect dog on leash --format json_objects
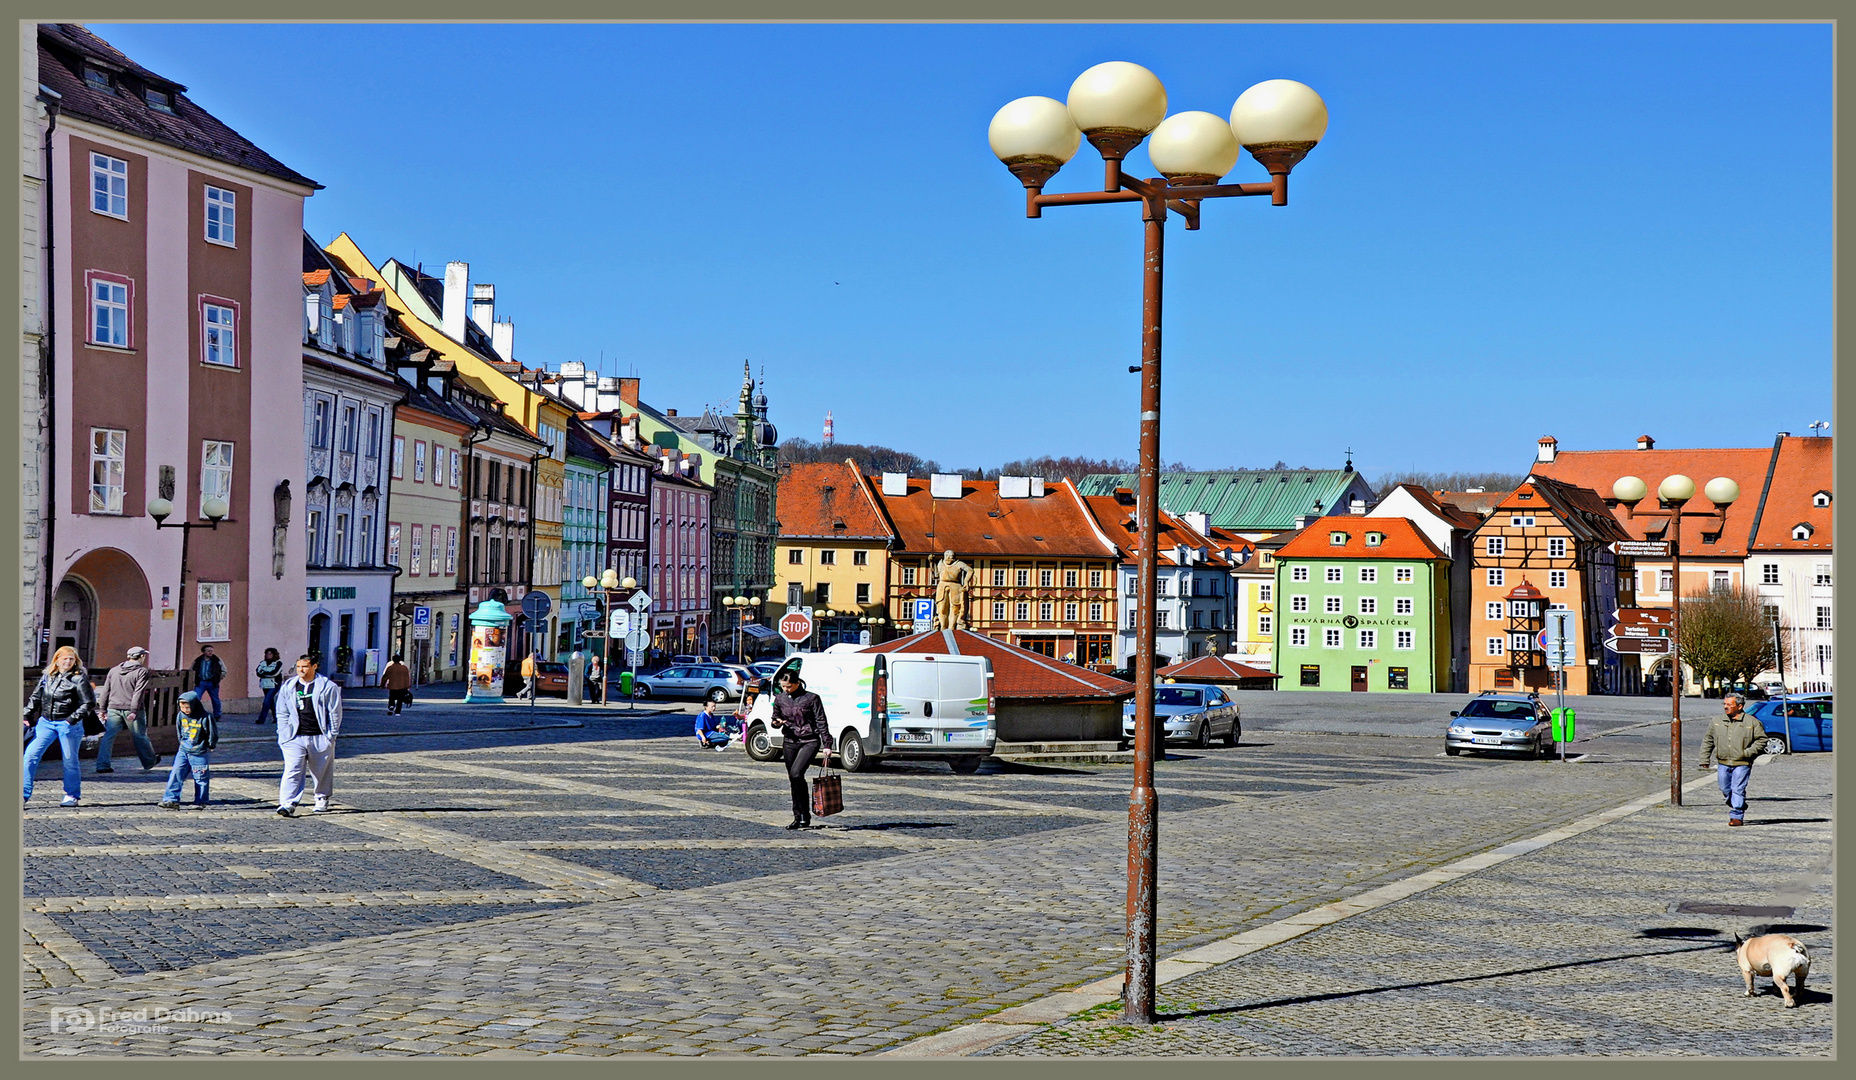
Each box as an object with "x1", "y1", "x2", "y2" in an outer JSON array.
[{"x1": 1735, "y1": 933, "x2": 1811, "y2": 1007}]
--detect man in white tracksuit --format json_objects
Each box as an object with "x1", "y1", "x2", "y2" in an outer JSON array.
[{"x1": 275, "y1": 653, "x2": 342, "y2": 816}]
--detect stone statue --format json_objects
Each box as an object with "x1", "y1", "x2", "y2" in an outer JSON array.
[
  {"x1": 931, "y1": 549, "x2": 972, "y2": 631},
  {"x1": 271, "y1": 480, "x2": 292, "y2": 580}
]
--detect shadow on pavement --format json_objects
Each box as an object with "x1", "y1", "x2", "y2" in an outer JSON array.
[{"x1": 1741, "y1": 818, "x2": 1832, "y2": 826}]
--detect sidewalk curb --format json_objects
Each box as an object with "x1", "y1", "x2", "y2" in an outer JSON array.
[{"x1": 877, "y1": 768, "x2": 1726, "y2": 1058}]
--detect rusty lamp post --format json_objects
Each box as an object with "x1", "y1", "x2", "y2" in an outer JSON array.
[
  {"x1": 149, "y1": 494, "x2": 228, "y2": 670},
  {"x1": 1610, "y1": 473, "x2": 1739, "y2": 805},
  {"x1": 990, "y1": 62, "x2": 1326, "y2": 1025}
]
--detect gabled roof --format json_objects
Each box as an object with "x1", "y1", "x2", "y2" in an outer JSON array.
[
  {"x1": 38, "y1": 24, "x2": 319, "y2": 189},
  {"x1": 565, "y1": 420, "x2": 612, "y2": 467},
  {"x1": 777, "y1": 461, "x2": 894, "y2": 541},
  {"x1": 1157, "y1": 655, "x2": 1279, "y2": 682},
  {"x1": 1487, "y1": 474, "x2": 1631, "y2": 546},
  {"x1": 1749, "y1": 436, "x2": 1833, "y2": 552},
  {"x1": 1077, "y1": 469, "x2": 1376, "y2": 532},
  {"x1": 1434, "y1": 490, "x2": 1509, "y2": 518},
  {"x1": 871, "y1": 476, "x2": 1118, "y2": 559},
  {"x1": 1530, "y1": 444, "x2": 1771, "y2": 556},
  {"x1": 1079, "y1": 492, "x2": 1232, "y2": 567},
  {"x1": 1274, "y1": 516, "x2": 1449, "y2": 561},
  {"x1": 864, "y1": 629, "x2": 1134, "y2": 700},
  {"x1": 1377, "y1": 483, "x2": 1483, "y2": 531}
]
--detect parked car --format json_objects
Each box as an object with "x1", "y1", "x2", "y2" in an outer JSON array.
[
  {"x1": 1119, "y1": 683, "x2": 1241, "y2": 749},
  {"x1": 1445, "y1": 692, "x2": 1555, "y2": 758},
  {"x1": 1746, "y1": 694, "x2": 1833, "y2": 754},
  {"x1": 743, "y1": 651, "x2": 996, "y2": 773},
  {"x1": 671, "y1": 655, "x2": 722, "y2": 666},
  {"x1": 529, "y1": 661, "x2": 570, "y2": 697},
  {"x1": 746, "y1": 660, "x2": 784, "y2": 682},
  {"x1": 634, "y1": 664, "x2": 748, "y2": 703}
]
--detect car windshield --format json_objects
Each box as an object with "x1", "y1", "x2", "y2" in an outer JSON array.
[
  {"x1": 1155, "y1": 688, "x2": 1203, "y2": 707},
  {"x1": 1459, "y1": 699, "x2": 1535, "y2": 722}
]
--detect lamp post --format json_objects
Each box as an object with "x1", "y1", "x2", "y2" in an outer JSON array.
[
  {"x1": 723, "y1": 594, "x2": 762, "y2": 664},
  {"x1": 581, "y1": 568, "x2": 622, "y2": 706},
  {"x1": 1610, "y1": 473, "x2": 1740, "y2": 805},
  {"x1": 149, "y1": 494, "x2": 229, "y2": 669},
  {"x1": 991, "y1": 62, "x2": 1326, "y2": 1025}
]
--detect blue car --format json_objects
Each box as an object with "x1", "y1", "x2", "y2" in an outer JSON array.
[{"x1": 1746, "y1": 694, "x2": 1833, "y2": 754}]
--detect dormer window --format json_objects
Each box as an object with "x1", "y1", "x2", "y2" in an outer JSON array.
[
  {"x1": 84, "y1": 65, "x2": 112, "y2": 92},
  {"x1": 1329, "y1": 531, "x2": 1348, "y2": 546},
  {"x1": 1813, "y1": 490, "x2": 1831, "y2": 508},
  {"x1": 1793, "y1": 523, "x2": 1815, "y2": 541},
  {"x1": 143, "y1": 87, "x2": 174, "y2": 113},
  {"x1": 1365, "y1": 532, "x2": 1384, "y2": 546}
]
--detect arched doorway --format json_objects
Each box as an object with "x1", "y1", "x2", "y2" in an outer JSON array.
[
  {"x1": 308, "y1": 612, "x2": 331, "y2": 668},
  {"x1": 58, "y1": 548, "x2": 152, "y2": 670}
]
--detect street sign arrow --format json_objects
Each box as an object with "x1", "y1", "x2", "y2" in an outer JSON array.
[{"x1": 1610, "y1": 540, "x2": 1672, "y2": 557}]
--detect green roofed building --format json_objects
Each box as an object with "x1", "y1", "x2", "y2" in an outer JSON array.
[{"x1": 1076, "y1": 467, "x2": 1377, "y2": 539}]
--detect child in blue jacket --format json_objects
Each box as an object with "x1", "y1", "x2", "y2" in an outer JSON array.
[{"x1": 159, "y1": 691, "x2": 218, "y2": 808}]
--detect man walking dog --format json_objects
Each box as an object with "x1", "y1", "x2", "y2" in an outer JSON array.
[
  {"x1": 275, "y1": 653, "x2": 342, "y2": 816},
  {"x1": 1699, "y1": 692, "x2": 1768, "y2": 827}
]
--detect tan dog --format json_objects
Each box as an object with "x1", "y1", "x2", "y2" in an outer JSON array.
[{"x1": 1735, "y1": 934, "x2": 1811, "y2": 1007}]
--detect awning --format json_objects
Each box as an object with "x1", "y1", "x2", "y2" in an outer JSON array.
[{"x1": 740, "y1": 623, "x2": 780, "y2": 640}]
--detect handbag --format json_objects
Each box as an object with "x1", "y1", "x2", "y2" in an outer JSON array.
[{"x1": 810, "y1": 751, "x2": 843, "y2": 818}]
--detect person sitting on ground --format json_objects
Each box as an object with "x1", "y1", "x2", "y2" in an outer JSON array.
[
  {"x1": 159, "y1": 690, "x2": 217, "y2": 809},
  {"x1": 695, "y1": 699, "x2": 731, "y2": 751}
]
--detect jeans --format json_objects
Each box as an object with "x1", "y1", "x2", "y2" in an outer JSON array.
[
  {"x1": 23, "y1": 718, "x2": 83, "y2": 801},
  {"x1": 97, "y1": 709, "x2": 157, "y2": 770},
  {"x1": 699, "y1": 732, "x2": 730, "y2": 748},
  {"x1": 279, "y1": 734, "x2": 335, "y2": 807},
  {"x1": 1717, "y1": 763, "x2": 1752, "y2": 820},
  {"x1": 163, "y1": 749, "x2": 211, "y2": 805},
  {"x1": 197, "y1": 681, "x2": 223, "y2": 721},
  {"x1": 258, "y1": 687, "x2": 280, "y2": 725},
  {"x1": 783, "y1": 738, "x2": 821, "y2": 822}
]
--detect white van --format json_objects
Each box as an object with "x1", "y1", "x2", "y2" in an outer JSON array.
[{"x1": 741, "y1": 651, "x2": 996, "y2": 774}]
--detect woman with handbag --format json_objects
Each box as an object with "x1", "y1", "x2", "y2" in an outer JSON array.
[
  {"x1": 769, "y1": 671, "x2": 833, "y2": 830},
  {"x1": 23, "y1": 646, "x2": 98, "y2": 807}
]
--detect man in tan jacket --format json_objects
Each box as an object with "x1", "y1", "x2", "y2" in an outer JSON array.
[
  {"x1": 380, "y1": 655, "x2": 413, "y2": 715},
  {"x1": 1698, "y1": 693, "x2": 1768, "y2": 827}
]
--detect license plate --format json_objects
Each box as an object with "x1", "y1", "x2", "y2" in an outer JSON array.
[
  {"x1": 893, "y1": 732, "x2": 930, "y2": 743},
  {"x1": 1473, "y1": 736, "x2": 1502, "y2": 745}
]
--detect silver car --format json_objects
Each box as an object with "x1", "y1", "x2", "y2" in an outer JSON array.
[
  {"x1": 634, "y1": 664, "x2": 747, "y2": 703},
  {"x1": 1445, "y1": 692, "x2": 1554, "y2": 758},
  {"x1": 1120, "y1": 683, "x2": 1242, "y2": 748}
]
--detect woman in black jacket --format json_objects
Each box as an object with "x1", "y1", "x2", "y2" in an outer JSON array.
[
  {"x1": 23, "y1": 646, "x2": 97, "y2": 806},
  {"x1": 770, "y1": 671, "x2": 833, "y2": 830}
]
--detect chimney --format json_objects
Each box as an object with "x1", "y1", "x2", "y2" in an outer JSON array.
[
  {"x1": 998, "y1": 475, "x2": 1031, "y2": 499},
  {"x1": 666, "y1": 409, "x2": 678, "y2": 418},
  {"x1": 1181, "y1": 511, "x2": 1211, "y2": 536},
  {"x1": 1637, "y1": 435, "x2": 1655, "y2": 450},
  {"x1": 1349, "y1": 496, "x2": 1366, "y2": 515},
  {"x1": 880, "y1": 472, "x2": 907, "y2": 497},
  {"x1": 930, "y1": 473, "x2": 962, "y2": 499},
  {"x1": 595, "y1": 378, "x2": 621, "y2": 412},
  {"x1": 1537, "y1": 435, "x2": 1558, "y2": 463},
  {"x1": 1294, "y1": 514, "x2": 1311, "y2": 529},
  {"x1": 618, "y1": 377, "x2": 640, "y2": 408},
  {"x1": 470, "y1": 283, "x2": 495, "y2": 332},
  {"x1": 442, "y1": 262, "x2": 469, "y2": 342},
  {"x1": 491, "y1": 319, "x2": 514, "y2": 362},
  {"x1": 684, "y1": 452, "x2": 702, "y2": 472},
  {"x1": 1029, "y1": 476, "x2": 1045, "y2": 497}
]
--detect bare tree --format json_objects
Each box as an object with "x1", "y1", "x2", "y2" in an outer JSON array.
[
  {"x1": 1373, "y1": 469, "x2": 1528, "y2": 493},
  {"x1": 1679, "y1": 584, "x2": 1777, "y2": 693}
]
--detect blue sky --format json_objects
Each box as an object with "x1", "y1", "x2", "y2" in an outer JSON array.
[{"x1": 91, "y1": 22, "x2": 1832, "y2": 478}]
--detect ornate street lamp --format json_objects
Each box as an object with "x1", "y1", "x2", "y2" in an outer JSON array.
[
  {"x1": 582, "y1": 567, "x2": 623, "y2": 705},
  {"x1": 992, "y1": 61, "x2": 1326, "y2": 1025},
  {"x1": 150, "y1": 494, "x2": 228, "y2": 669},
  {"x1": 1610, "y1": 473, "x2": 1739, "y2": 804},
  {"x1": 723, "y1": 594, "x2": 762, "y2": 664}
]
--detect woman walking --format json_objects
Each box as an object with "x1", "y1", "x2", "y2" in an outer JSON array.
[
  {"x1": 23, "y1": 646, "x2": 98, "y2": 807},
  {"x1": 255, "y1": 648, "x2": 285, "y2": 726},
  {"x1": 769, "y1": 671, "x2": 833, "y2": 830}
]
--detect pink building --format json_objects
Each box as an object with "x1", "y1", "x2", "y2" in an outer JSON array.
[
  {"x1": 32, "y1": 25, "x2": 318, "y2": 702},
  {"x1": 648, "y1": 453, "x2": 712, "y2": 660}
]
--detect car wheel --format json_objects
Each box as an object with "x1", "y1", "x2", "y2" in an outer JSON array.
[
  {"x1": 1536, "y1": 737, "x2": 1555, "y2": 759},
  {"x1": 949, "y1": 756, "x2": 983, "y2": 774},
  {"x1": 1193, "y1": 722, "x2": 1210, "y2": 749},
  {"x1": 1224, "y1": 718, "x2": 1241, "y2": 747},
  {"x1": 1116, "y1": 739, "x2": 1130, "y2": 752},
  {"x1": 1445, "y1": 745, "x2": 1461, "y2": 756},
  {"x1": 838, "y1": 730, "x2": 867, "y2": 772},
  {"x1": 633, "y1": 684, "x2": 652, "y2": 699},
  {"x1": 1761, "y1": 734, "x2": 1788, "y2": 756},
  {"x1": 744, "y1": 724, "x2": 778, "y2": 762},
  {"x1": 706, "y1": 687, "x2": 728, "y2": 704}
]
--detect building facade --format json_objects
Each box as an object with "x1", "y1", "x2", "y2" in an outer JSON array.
[
  {"x1": 1081, "y1": 492, "x2": 1235, "y2": 667},
  {"x1": 1743, "y1": 434, "x2": 1833, "y2": 692},
  {"x1": 558, "y1": 421, "x2": 612, "y2": 654},
  {"x1": 649, "y1": 462, "x2": 713, "y2": 660},
  {"x1": 1272, "y1": 517, "x2": 1453, "y2": 692},
  {"x1": 776, "y1": 461, "x2": 896, "y2": 649},
  {"x1": 36, "y1": 24, "x2": 317, "y2": 704},
  {"x1": 1367, "y1": 484, "x2": 1490, "y2": 694}
]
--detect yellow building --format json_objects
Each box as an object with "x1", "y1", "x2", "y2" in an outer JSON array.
[{"x1": 774, "y1": 462, "x2": 896, "y2": 649}]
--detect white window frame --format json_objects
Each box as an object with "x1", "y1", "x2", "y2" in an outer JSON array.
[
  {"x1": 89, "y1": 427, "x2": 126, "y2": 515},
  {"x1": 205, "y1": 185, "x2": 237, "y2": 246},
  {"x1": 1291, "y1": 595, "x2": 1308, "y2": 613},
  {"x1": 1549, "y1": 569, "x2": 1568, "y2": 589},
  {"x1": 1813, "y1": 563, "x2": 1831, "y2": 586},
  {"x1": 1039, "y1": 569, "x2": 1053, "y2": 587},
  {"x1": 410, "y1": 530, "x2": 424, "y2": 577},
  {"x1": 200, "y1": 440, "x2": 234, "y2": 504},
  {"x1": 1760, "y1": 562, "x2": 1780, "y2": 585},
  {"x1": 1258, "y1": 614, "x2": 1272, "y2": 635},
  {"x1": 1657, "y1": 569, "x2": 1673, "y2": 593},
  {"x1": 1063, "y1": 601, "x2": 1078, "y2": 621},
  {"x1": 387, "y1": 522, "x2": 401, "y2": 567},
  {"x1": 332, "y1": 512, "x2": 350, "y2": 566},
  {"x1": 1359, "y1": 596, "x2": 1377, "y2": 615},
  {"x1": 1325, "y1": 566, "x2": 1343, "y2": 582},
  {"x1": 1358, "y1": 628, "x2": 1377, "y2": 649},
  {"x1": 89, "y1": 273, "x2": 130, "y2": 348},
  {"x1": 992, "y1": 601, "x2": 1007, "y2": 621},
  {"x1": 196, "y1": 582, "x2": 230, "y2": 642},
  {"x1": 1511, "y1": 515, "x2": 1535, "y2": 528},
  {"x1": 1359, "y1": 566, "x2": 1377, "y2": 583},
  {"x1": 1291, "y1": 566, "x2": 1309, "y2": 582},
  {"x1": 1259, "y1": 583, "x2": 1273, "y2": 602},
  {"x1": 1016, "y1": 568, "x2": 1030, "y2": 587},
  {"x1": 1486, "y1": 601, "x2": 1503, "y2": 620},
  {"x1": 1511, "y1": 632, "x2": 1533, "y2": 652},
  {"x1": 1548, "y1": 537, "x2": 1567, "y2": 558},
  {"x1": 1395, "y1": 566, "x2": 1413, "y2": 583},
  {"x1": 1088, "y1": 602, "x2": 1103, "y2": 622},
  {"x1": 1395, "y1": 596, "x2": 1414, "y2": 615},
  {"x1": 1289, "y1": 626, "x2": 1308, "y2": 647},
  {"x1": 1485, "y1": 536, "x2": 1505, "y2": 556},
  {"x1": 91, "y1": 152, "x2": 128, "y2": 219},
  {"x1": 1014, "y1": 601, "x2": 1029, "y2": 621},
  {"x1": 1487, "y1": 637, "x2": 1506, "y2": 656},
  {"x1": 1038, "y1": 601, "x2": 1054, "y2": 621},
  {"x1": 1324, "y1": 596, "x2": 1342, "y2": 614},
  {"x1": 1487, "y1": 568, "x2": 1505, "y2": 587},
  {"x1": 1323, "y1": 627, "x2": 1343, "y2": 648},
  {"x1": 1395, "y1": 629, "x2": 1414, "y2": 650},
  {"x1": 990, "y1": 568, "x2": 1007, "y2": 586},
  {"x1": 1815, "y1": 606, "x2": 1832, "y2": 630},
  {"x1": 202, "y1": 300, "x2": 238, "y2": 367}
]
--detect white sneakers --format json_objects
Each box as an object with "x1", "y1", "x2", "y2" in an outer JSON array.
[
  {"x1": 312, "y1": 798, "x2": 330, "y2": 813},
  {"x1": 60, "y1": 795, "x2": 79, "y2": 807}
]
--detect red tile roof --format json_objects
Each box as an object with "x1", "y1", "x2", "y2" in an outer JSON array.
[
  {"x1": 302, "y1": 270, "x2": 331, "y2": 287},
  {"x1": 1081, "y1": 492, "x2": 1234, "y2": 567},
  {"x1": 776, "y1": 461, "x2": 894, "y2": 541},
  {"x1": 1484, "y1": 475, "x2": 1632, "y2": 545},
  {"x1": 1274, "y1": 516, "x2": 1448, "y2": 561},
  {"x1": 1531, "y1": 444, "x2": 1777, "y2": 557},
  {"x1": 873, "y1": 477, "x2": 1119, "y2": 559},
  {"x1": 1157, "y1": 655, "x2": 1279, "y2": 681},
  {"x1": 331, "y1": 293, "x2": 351, "y2": 311},
  {"x1": 864, "y1": 629, "x2": 1134, "y2": 700},
  {"x1": 1750, "y1": 436, "x2": 1833, "y2": 551},
  {"x1": 1434, "y1": 490, "x2": 1509, "y2": 519}
]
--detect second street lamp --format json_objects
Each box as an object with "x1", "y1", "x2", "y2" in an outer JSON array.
[
  {"x1": 992, "y1": 61, "x2": 1326, "y2": 1025},
  {"x1": 582, "y1": 568, "x2": 622, "y2": 706},
  {"x1": 150, "y1": 493, "x2": 229, "y2": 669}
]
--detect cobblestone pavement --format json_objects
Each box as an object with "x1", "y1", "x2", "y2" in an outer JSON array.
[{"x1": 20, "y1": 699, "x2": 1826, "y2": 1056}]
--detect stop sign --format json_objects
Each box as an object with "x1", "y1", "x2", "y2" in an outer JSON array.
[{"x1": 778, "y1": 610, "x2": 814, "y2": 643}]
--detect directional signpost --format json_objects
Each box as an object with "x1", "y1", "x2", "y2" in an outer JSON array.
[
  {"x1": 1609, "y1": 540, "x2": 1672, "y2": 558},
  {"x1": 519, "y1": 592, "x2": 552, "y2": 718},
  {"x1": 1605, "y1": 606, "x2": 1674, "y2": 655},
  {"x1": 623, "y1": 591, "x2": 651, "y2": 709}
]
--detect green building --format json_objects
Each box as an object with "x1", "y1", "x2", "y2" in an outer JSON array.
[{"x1": 1272, "y1": 516, "x2": 1452, "y2": 692}]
